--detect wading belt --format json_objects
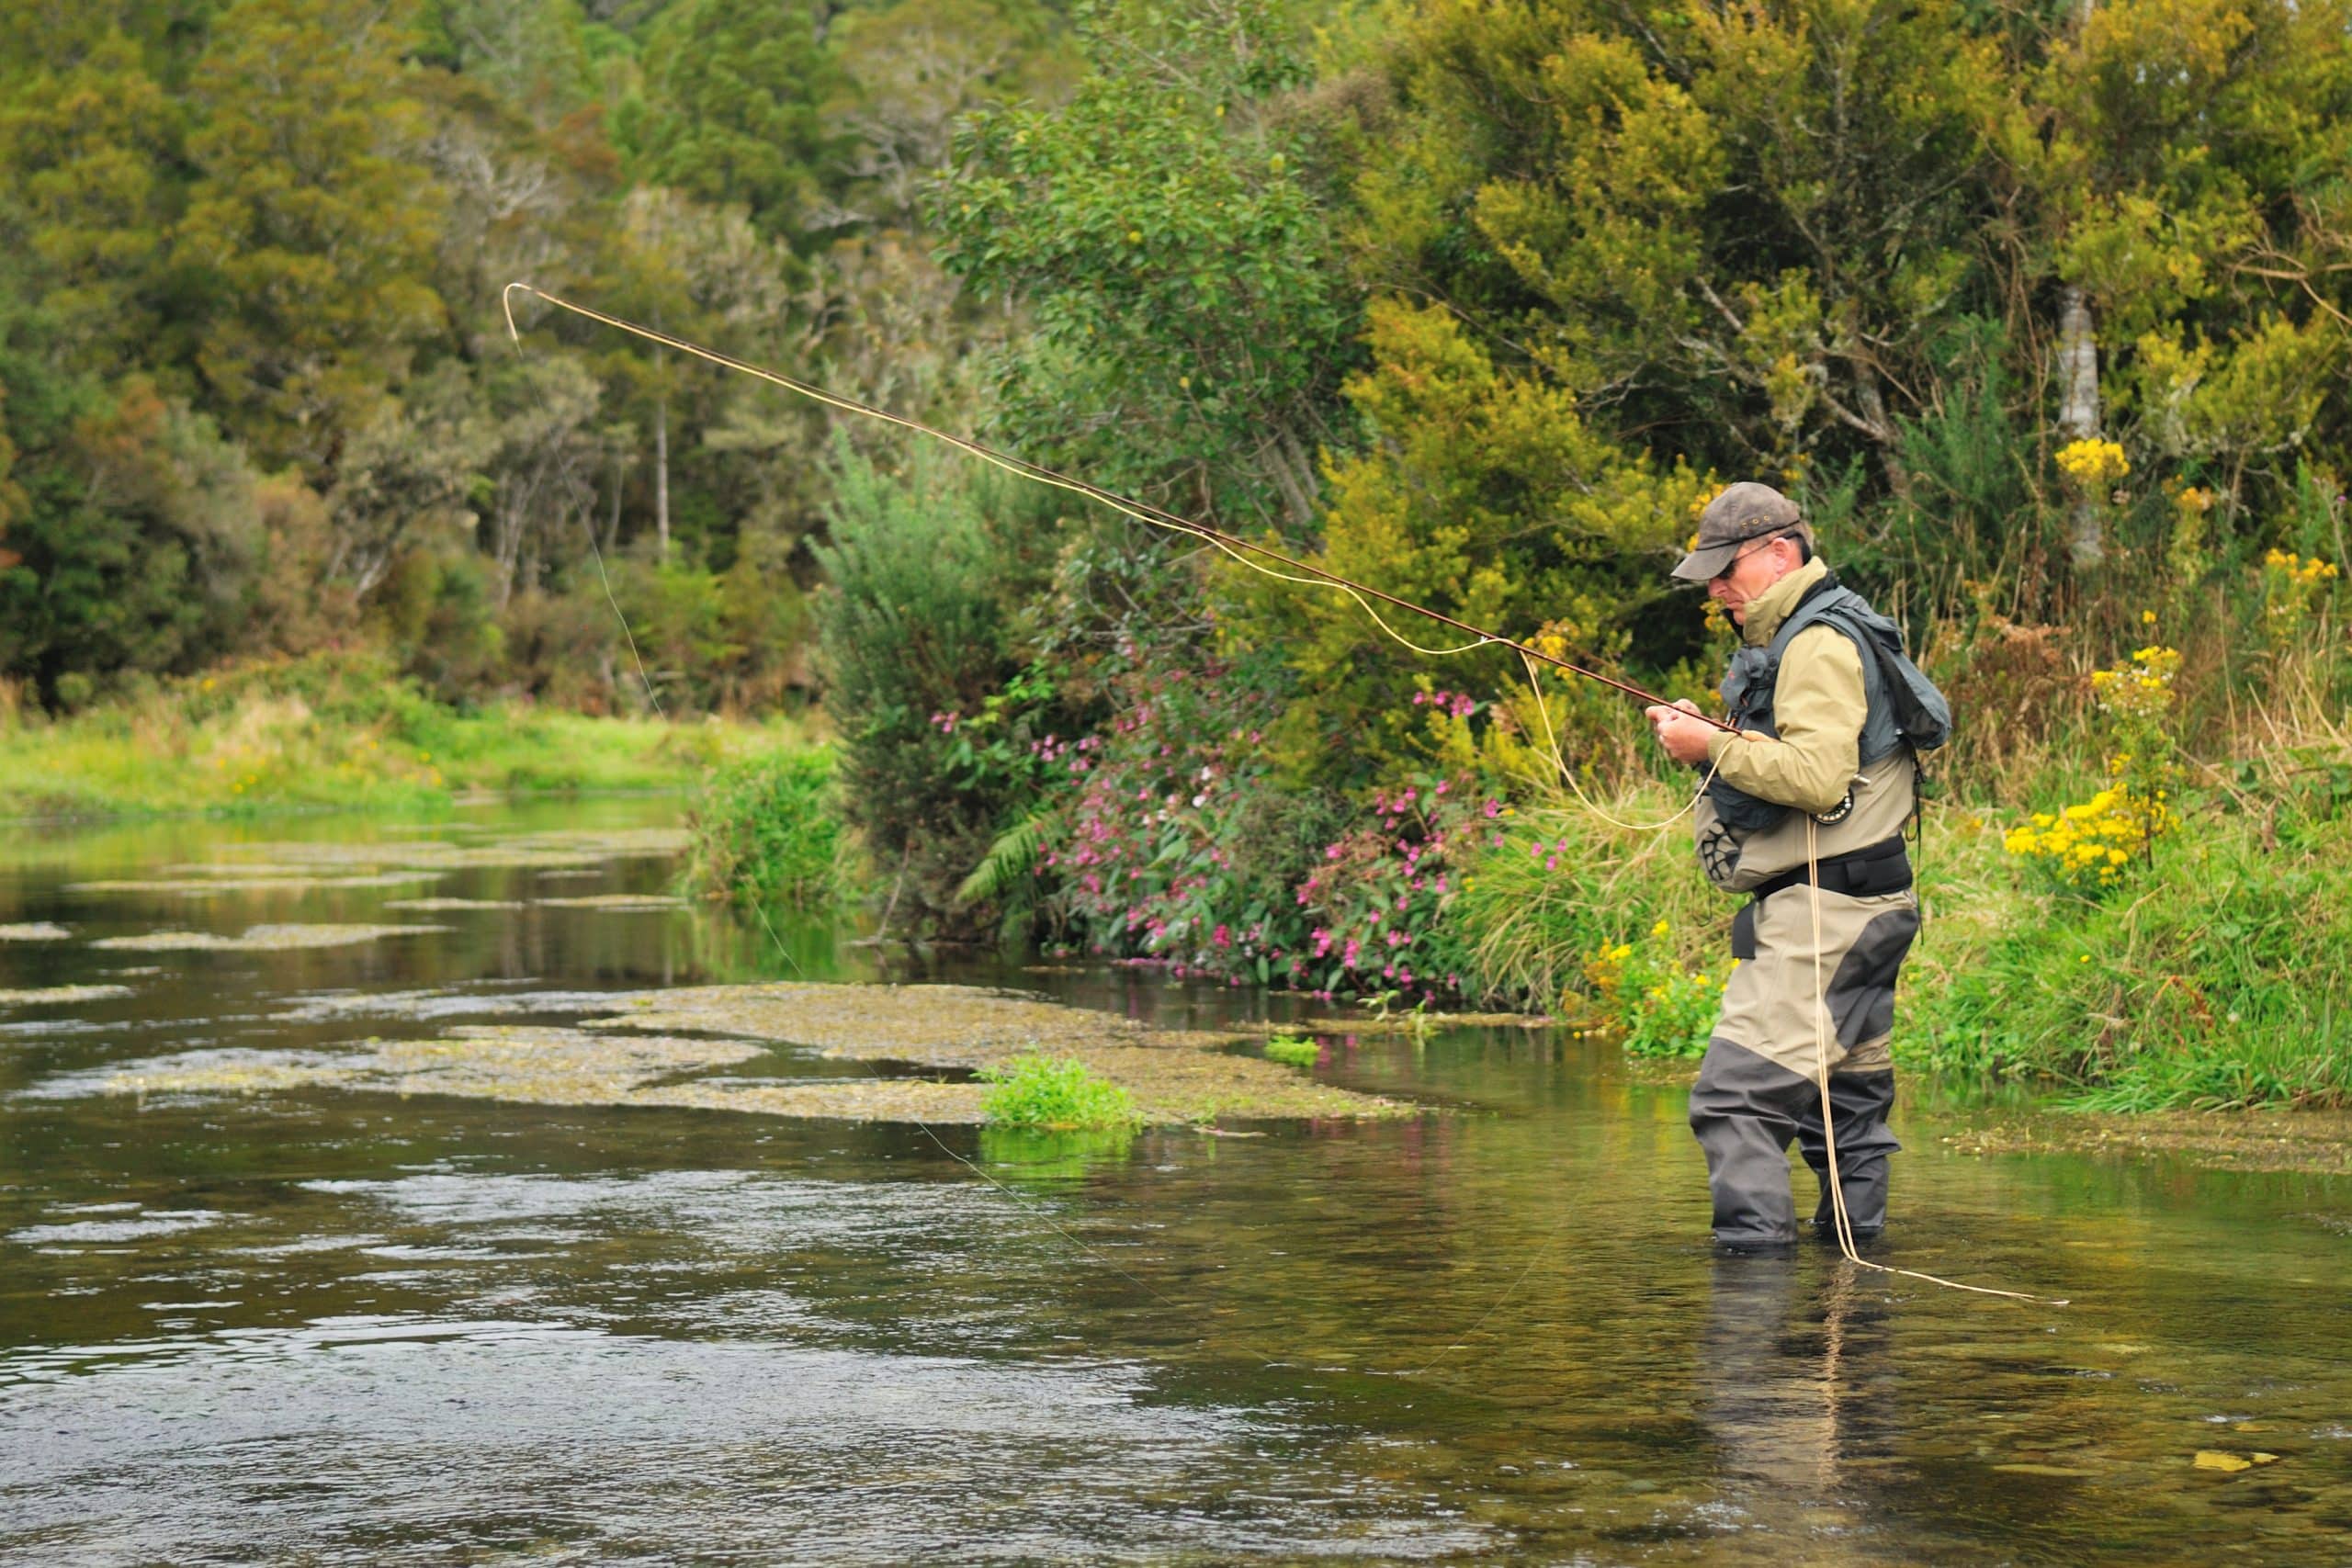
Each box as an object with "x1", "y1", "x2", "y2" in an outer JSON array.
[{"x1": 1751, "y1": 834, "x2": 1912, "y2": 904}]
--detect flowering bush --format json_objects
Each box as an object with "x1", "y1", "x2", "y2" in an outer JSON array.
[
  {"x1": 2087, "y1": 642, "x2": 2180, "y2": 724},
  {"x1": 2261, "y1": 547, "x2": 2339, "y2": 649},
  {"x1": 1295, "y1": 775, "x2": 1498, "y2": 1002},
  {"x1": 2003, "y1": 786, "x2": 2173, "y2": 894},
  {"x1": 1027, "y1": 655, "x2": 1504, "y2": 1000},
  {"x1": 1038, "y1": 644, "x2": 1336, "y2": 986},
  {"x1": 2007, "y1": 643, "x2": 2179, "y2": 895},
  {"x1": 2055, "y1": 437, "x2": 2130, "y2": 491},
  {"x1": 1586, "y1": 919, "x2": 1726, "y2": 1058}
]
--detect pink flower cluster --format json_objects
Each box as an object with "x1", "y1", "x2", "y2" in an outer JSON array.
[
  {"x1": 1411, "y1": 689, "x2": 1480, "y2": 721},
  {"x1": 1294, "y1": 777, "x2": 1490, "y2": 1003},
  {"x1": 1027, "y1": 660, "x2": 1496, "y2": 1003}
]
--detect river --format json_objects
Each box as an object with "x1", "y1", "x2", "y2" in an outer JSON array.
[{"x1": 2, "y1": 797, "x2": 2346, "y2": 1563}]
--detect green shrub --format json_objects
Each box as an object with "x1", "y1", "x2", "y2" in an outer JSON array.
[
  {"x1": 680, "y1": 745, "x2": 850, "y2": 908},
  {"x1": 810, "y1": 444, "x2": 1080, "y2": 928},
  {"x1": 978, "y1": 1053, "x2": 1142, "y2": 1130}
]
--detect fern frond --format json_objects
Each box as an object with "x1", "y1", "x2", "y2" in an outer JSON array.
[{"x1": 954, "y1": 808, "x2": 1056, "y2": 909}]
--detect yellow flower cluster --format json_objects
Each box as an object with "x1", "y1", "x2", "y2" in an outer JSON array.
[
  {"x1": 2264, "y1": 547, "x2": 2339, "y2": 587},
  {"x1": 2055, "y1": 438, "x2": 2130, "y2": 489},
  {"x1": 2004, "y1": 785, "x2": 2175, "y2": 892},
  {"x1": 2088, "y1": 644, "x2": 2180, "y2": 722},
  {"x1": 1643, "y1": 971, "x2": 1719, "y2": 1001}
]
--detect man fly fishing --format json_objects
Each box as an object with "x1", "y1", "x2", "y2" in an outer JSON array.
[{"x1": 1644, "y1": 483, "x2": 1951, "y2": 1251}]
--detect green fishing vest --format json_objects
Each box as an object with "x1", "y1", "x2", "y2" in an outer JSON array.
[{"x1": 1707, "y1": 572, "x2": 1951, "y2": 834}]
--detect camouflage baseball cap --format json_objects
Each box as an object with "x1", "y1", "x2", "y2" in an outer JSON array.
[{"x1": 1670, "y1": 482, "x2": 1804, "y2": 581}]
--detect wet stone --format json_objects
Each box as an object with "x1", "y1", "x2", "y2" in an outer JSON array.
[{"x1": 0, "y1": 923, "x2": 73, "y2": 942}]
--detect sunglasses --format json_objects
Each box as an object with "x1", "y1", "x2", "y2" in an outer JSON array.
[{"x1": 1709, "y1": 532, "x2": 1794, "y2": 582}]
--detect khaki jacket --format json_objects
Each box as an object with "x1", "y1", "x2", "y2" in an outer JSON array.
[{"x1": 1691, "y1": 558, "x2": 1917, "y2": 893}]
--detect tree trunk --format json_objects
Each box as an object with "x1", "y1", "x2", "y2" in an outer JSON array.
[
  {"x1": 2058, "y1": 283, "x2": 2103, "y2": 566},
  {"x1": 654, "y1": 344, "x2": 672, "y2": 564}
]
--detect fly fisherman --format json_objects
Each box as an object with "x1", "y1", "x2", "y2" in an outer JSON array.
[{"x1": 1644, "y1": 483, "x2": 1951, "y2": 1250}]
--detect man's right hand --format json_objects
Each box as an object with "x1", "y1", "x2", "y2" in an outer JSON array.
[{"x1": 1645, "y1": 698, "x2": 1715, "y2": 766}]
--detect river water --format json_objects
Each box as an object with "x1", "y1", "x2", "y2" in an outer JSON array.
[{"x1": 1, "y1": 798, "x2": 2346, "y2": 1564}]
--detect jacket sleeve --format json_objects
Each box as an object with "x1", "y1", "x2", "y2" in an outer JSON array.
[{"x1": 1703, "y1": 626, "x2": 1863, "y2": 815}]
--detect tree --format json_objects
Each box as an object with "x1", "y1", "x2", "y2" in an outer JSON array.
[
  {"x1": 0, "y1": 30, "x2": 180, "y2": 378},
  {"x1": 173, "y1": 0, "x2": 447, "y2": 475},
  {"x1": 620, "y1": 0, "x2": 854, "y2": 245},
  {"x1": 1358, "y1": 0, "x2": 2022, "y2": 496},
  {"x1": 933, "y1": 0, "x2": 1354, "y2": 531}
]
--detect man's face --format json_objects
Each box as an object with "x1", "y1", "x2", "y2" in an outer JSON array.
[{"x1": 1707, "y1": 536, "x2": 1797, "y2": 624}]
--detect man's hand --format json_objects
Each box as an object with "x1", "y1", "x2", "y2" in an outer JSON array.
[{"x1": 1645, "y1": 699, "x2": 1718, "y2": 767}]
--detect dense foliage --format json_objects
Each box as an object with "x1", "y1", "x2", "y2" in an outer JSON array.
[
  {"x1": 9, "y1": 0, "x2": 2351, "y2": 1105},
  {"x1": 0, "y1": 0, "x2": 1069, "y2": 712}
]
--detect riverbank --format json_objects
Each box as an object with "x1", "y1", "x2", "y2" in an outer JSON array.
[
  {"x1": 0, "y1": 654, "x2": 811, "y2": 821},
  {"x1": 1446, "y1": 774, "x2": 2352, "y2": 1114}
]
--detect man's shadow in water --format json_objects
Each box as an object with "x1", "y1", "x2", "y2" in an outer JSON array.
[{"x1": 1699, "y1": 1250, "x2": 1902, "y2": 1550}]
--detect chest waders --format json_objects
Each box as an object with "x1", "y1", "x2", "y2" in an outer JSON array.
[{"x1": 1687, "y1": 573, "x2": 1948, "y2": 1251}]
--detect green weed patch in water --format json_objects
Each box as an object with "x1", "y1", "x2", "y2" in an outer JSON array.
[
  {"x1": 65, "y1": 872, "x2": 444, "y2": 896},
  {"x1": 85, "y1": 1026, "x2": 987, "y2": 1124},
  {"x1": 91, "y1": 923, "x2": 450, "y2": 953},
  {"x1": 979, "y1": 1054, "x2": 1142, "y2": 1130},
  {"x1": 214, "y1": 828, "x2": 688, "y2": 874},
  {"x1": 0, "y1": 985, "x2": 133, "y2": 1006},
  {"x1": 1263, "y1": 1035, "x2": 1321, "y2": 1067},
  {"x1": 583, "y1": 983, "x2": 1409, "y2": 1124},
  {"x1": 58, "y1": 980, "x2": 1405, "y2": 1127}
]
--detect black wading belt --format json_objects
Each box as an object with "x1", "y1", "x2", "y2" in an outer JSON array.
[{"x1": 1750, "y1": 834, "x2": 1913, "y2": 904}]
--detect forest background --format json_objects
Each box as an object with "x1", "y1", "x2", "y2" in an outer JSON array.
[{"x1": 5, "y1": 0, "x2": 2349, "y2": 1108}]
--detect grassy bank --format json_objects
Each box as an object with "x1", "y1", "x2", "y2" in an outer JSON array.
[
  {"x1": 0, "y1": 653, "x2": 810, "y2": 819},
  {"x1": 1449, "y1": 752, "x2": 2352, "y2": 1111}
]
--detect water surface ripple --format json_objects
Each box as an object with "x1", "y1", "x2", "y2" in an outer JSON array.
[{"x1": 3, "y1": 801, "x2": 2347, "y2": 1564}]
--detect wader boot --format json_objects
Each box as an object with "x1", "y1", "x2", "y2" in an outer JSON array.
[{"x1": 1687, "y1": 884, "x2": 1917, "y2": 1248}]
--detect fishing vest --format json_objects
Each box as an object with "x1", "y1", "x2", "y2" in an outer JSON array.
[{"x1": 1706, "y1": 571, "x2": 1951, "y2": 838}]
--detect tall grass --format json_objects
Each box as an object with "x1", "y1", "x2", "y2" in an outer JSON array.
[
  {"x1": 679, "y1": 746, "x2": 854, "y2": 908},
  {"x1": 1446, "y1": 748, "x2": 2352, "y2": 1110}
]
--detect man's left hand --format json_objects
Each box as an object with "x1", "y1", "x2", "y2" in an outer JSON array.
[{"x1": 1645, "y1": 699, "x2": 1717, "y2": 767}]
